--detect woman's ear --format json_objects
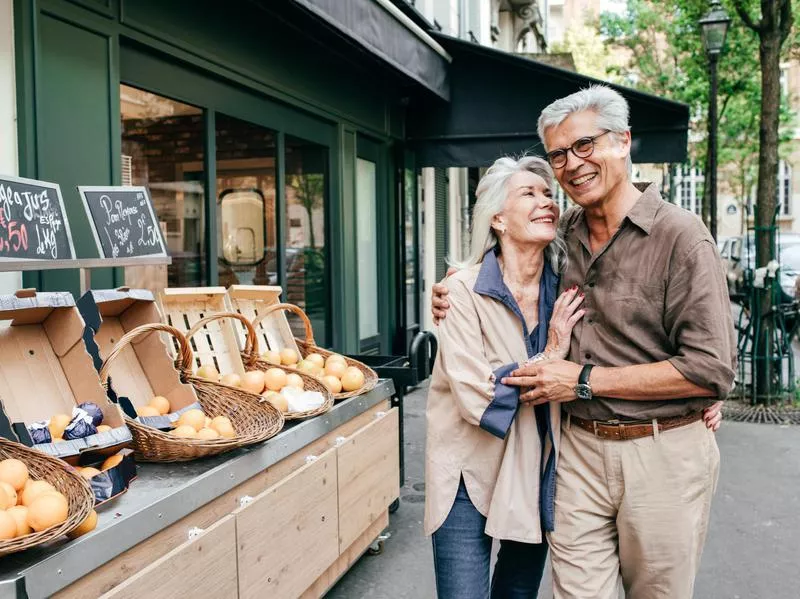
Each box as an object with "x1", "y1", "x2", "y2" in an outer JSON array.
[{"x1": 491, "y1": 214, "x2": 506, "y2": 235}]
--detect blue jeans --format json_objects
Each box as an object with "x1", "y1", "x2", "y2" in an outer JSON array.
[{"x1": 432, "y1": 479, "x2": 548, "y2": 599}]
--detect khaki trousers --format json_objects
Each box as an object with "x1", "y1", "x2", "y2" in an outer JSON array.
[{"x1": 548, "y1": 418, "x2": 720, "y2": 599}]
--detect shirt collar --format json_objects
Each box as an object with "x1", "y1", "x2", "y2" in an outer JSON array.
[
  {"x1": 624, "y1": 182, "x2": 661, "y2": 235},
  {"x1": 473, "y1": 247, "x2": 559, "y2": 325}
]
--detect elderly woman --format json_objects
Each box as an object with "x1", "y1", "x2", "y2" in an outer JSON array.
[{"x1": 425, "y1": 156, "x2": 584, "y2": 598}]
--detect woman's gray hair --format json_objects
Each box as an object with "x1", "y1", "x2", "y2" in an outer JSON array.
[
  {"x1": 537, "y1": 84, "x2": 633, "y2": 173},
  {"x1": 451, "y1": 155, "x2": 566, "y2": 273}
]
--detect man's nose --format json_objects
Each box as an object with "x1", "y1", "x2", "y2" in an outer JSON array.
[{"x1": 563, "y1": 149, "x2": 585, "y2": 172}]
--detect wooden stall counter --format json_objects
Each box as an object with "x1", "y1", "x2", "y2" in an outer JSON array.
[{"x1": 0, "y1": 381, "x2": 399, "y2": 599}]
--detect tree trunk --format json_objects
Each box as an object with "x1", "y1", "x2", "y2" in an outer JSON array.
[{"x1": 754, "y1": 28, "x2": 782, "y2": 400}]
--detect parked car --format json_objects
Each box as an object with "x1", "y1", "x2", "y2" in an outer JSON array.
[{"x1": 722, "y1": 233, "x2": 800, "y2": 298}]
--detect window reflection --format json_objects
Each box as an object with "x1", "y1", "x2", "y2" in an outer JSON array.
[
  {"x1": 121, "y1": 85, "x2": 205, "y2": 288},
  {"x1": 285, "y1": 136, "x2": 329, "y2": 346},
  {"x1": 215, "y1": 113, "x2": 277, "y2": 286}
]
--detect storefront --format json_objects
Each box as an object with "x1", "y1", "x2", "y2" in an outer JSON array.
[{"x1": 9, "y1": 0, "x2": 691, "y2": 357}]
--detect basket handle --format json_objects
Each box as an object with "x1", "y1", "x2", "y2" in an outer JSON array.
[
  {"x1": 184, "y1": 311, "x2": 260, "y2": 368},
  {"x1": 100, "y1": 323, "x2": 194, "y2": 386},
  {"x1": 251, "y1": 303, "x2": 317, "y2": 351}
]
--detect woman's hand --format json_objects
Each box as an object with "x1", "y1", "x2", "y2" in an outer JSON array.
[
  {"x1": 703, "y1": 401, "x2": 723, "y2": 432},
  {"x1": 431, "y1": 268, "x2": 458, "y2": 325},
  {"x1": 543, "y1": 286, "x2": 585, "y2": 360}
]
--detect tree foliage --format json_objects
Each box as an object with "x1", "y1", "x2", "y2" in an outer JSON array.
[{"x1": 596, "y1": 0, "x2": 795, "y2": 216}]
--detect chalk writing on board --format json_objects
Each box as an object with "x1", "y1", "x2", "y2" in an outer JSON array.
[
  {"x1": 0, "y1": 176, "x2": 74, "y2": 260},
  {"x1": 79, "y1": 187, "x2": 166, "y2": 259}
]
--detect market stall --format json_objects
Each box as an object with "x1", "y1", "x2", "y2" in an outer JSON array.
[{"x1": 0, "y1": 176, "x2": 402, "y2": 599}]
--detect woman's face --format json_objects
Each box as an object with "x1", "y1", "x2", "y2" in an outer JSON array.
[{"x1": 494, "y1": 171, "x2": 558, "y2": 247}]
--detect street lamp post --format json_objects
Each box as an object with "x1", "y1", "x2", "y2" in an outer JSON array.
[{"x1": 699, "y1": 0, "x2": 731, "y2": 241}]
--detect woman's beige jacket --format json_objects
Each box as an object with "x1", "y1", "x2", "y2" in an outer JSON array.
[{"x1": 424, "y1": 250, "x2": 560, "y2": 543}]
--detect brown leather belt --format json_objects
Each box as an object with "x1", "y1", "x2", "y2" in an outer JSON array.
[{"x1": 569, "y1": 412, "x2": 704, "y2": 441}]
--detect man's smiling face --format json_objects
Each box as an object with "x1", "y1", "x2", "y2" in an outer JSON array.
[{"x1": 543, "y1": 110, "x2": 631, "y2": 210}]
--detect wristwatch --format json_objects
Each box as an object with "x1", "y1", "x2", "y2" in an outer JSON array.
[{"x1": 574, "y1": 364, "x2": 594, "y2": 401}]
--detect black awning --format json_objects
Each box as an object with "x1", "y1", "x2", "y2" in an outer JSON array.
[
  {"x1": 407, "y1": 33, "x2": 689, "y2": 167},
  {"x1": 290, "y1": 0, "x2": 450, "y2": 100}
]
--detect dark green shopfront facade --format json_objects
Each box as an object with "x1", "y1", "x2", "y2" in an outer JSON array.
[
  {"x1": 13, "y1": 0, "x2": 432, "y2": 356},
  {"x1": 12, "y1": 0, "x2": 690, "y2": 357}
]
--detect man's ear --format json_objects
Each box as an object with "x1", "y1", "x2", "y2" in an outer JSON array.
[{"x1": 616, "y1": 130, "x2": 632, "y2": 159}]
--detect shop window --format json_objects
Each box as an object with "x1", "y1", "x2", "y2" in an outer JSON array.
[
  {"x1": 356, "y1": 158, "x2": 379, "y2": 342},
  {"x1": 214, "y1": 113, "x2": 278, "y2": 286},
  {"x1": 675, "y1": 165, "x2": 704, "y2": 216},
  {"x1": 405, "y1": 168, "x2": 420, "y2": 329},
  {"x1": 285, "y1": 136, "x2": 329, "y2": 346},
  {"x1": 121, "y1": 85, "x2": 206, "y2": 287}
]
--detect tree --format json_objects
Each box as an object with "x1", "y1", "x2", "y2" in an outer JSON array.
[
  {"x1": 731, "y1": 0, "x2": 795, "y2": 399},
  {"x1": 289, "y1": 173, "x2": 324, "y2": 249},
  {"x1": 549, "y1": 21, "x2": 620, "y2": 80}
]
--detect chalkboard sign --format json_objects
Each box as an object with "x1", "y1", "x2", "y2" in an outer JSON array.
[
  {"x1": 78, "y1": 186, "x2": 167, "y2": 259},
  {"x1": 0, "y1": 175, "x2": 75, "y2": 260}
]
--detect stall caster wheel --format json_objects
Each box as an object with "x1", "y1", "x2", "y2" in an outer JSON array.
[
  {"x1": 389, "y1": 498, "x2": 400, "y2": 514},
  {"x1": 367, "y1": 533, "x2": 390, "y2": 556}
]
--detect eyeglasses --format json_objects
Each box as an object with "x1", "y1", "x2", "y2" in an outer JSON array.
[{"x1": 545, "y1": 130, "x2": 612, "y2": 169}]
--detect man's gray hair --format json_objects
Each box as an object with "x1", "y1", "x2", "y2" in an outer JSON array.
[
  {"x1": 537, "y1": 84, "x2": 633, "y2": 172},
  {"x1": 451, "y1": 155, "x2": 566, "y2": 273}
]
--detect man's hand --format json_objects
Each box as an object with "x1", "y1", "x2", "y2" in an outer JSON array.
[
  {"x1": 431, "y1": 267, "x2": 457, "y2": 325},
  {"x1": 502, "y1": 359, "x2": 582, "y2": 405},
  {"x1": 703, "y1": 401, "x2": 723, "y2": 432}
]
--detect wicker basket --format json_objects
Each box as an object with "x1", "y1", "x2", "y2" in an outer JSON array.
[
  {"x1": 252, "y1": 303, "x2": 378, "y2": 400},
  {"x1": 187, "y1": 312, "x2": 333, "y2": 421},
  {"x1": 100, "y1": 323, "x2": 284, "y2": 462},
  {"x1": 0, "y1": 438, "x2": 94, "y2": 557}
]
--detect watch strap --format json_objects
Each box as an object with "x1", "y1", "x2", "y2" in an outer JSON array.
[{"x1": 579, "y1": 364, "x2": 594, "y2": 386}]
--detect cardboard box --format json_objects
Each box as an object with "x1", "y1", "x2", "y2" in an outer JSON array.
[
  {"x1": 78, "y1": 448, "x2": 138, "y2": 506},
  {"x1": 0, "y1": 289, "x2": 130, "y2": 464},
  {"x1": 226, "y1": 285, "x2": 300, "y2": 356},
  {"x1": 77, "y1": 287, "x2": 200, "y2": 422}
]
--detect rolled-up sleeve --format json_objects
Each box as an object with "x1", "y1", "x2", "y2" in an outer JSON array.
[
  {"x1": 665, "y1": 239, "x2": 736, "y2": 398},
  {"x1": 438, "y1": 279, "x2": 519, "y2": 438}
]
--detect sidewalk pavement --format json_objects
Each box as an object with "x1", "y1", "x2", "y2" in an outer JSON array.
[{"x1": 327, "y1": 382, "x2": 800, "y2": 598}]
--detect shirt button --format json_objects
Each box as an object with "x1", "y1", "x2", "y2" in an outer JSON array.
[
  {"x1": 585, "y1": 352, "x2": 592, "y2": 359},
  {"x1": 588, "y1": 281, "x2": 595, "y2": 288},
  {"x1": 587, "y1": 318, "x2": 593, "y2": 324}
]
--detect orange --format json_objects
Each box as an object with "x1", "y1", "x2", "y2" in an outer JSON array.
[
  {"x1": 0, "y1": 511, "x2": 17, "y2": 540},
  {"x1": 262, "y1": 392, "x2": 288, "y2": 413},
  {"x1": 195, "y1": 364, "x2": 219, "y2": 381},
  {"x1": 48, "y1": 414, "x2": 71, "y2": 440},
  {"x1": 305, "y1": 353, "x2": 325, "y2": 368},
  {"x1": 177, "y1": 409, "x2": 206, "y2": 432},
  {"x1": 67, "y1": 509, "x2": 97, "y2": 539},
  {"x1": 260, "y1": 350, "x2": 282, "y2": 365},
  {"x1": 136, "y1": 405, "x2": 160, "y2": 418},
  {"x1": 341, "y1": 367, "x2": 365, "y2": 392},
  {"x1": 101, "y1": 454, "x2": 124, "y2": 471},
  {"x1": 324, "y1": 354, "x2": 347, "y2": 368},
  {"x1": 80, "y1": 467, "x2": 101, "y2": 479},
  {"x1": 21, "y1": 480, "x2": 56, "y2": 507},
  {"x1": 27, "y1": 492, "x2": 69, "y2": 532},
  {"x1": 0, "y1": 458, "x2": 29, "y2": 491},
  {"x1": 322, "y1": 375, "x2": 342, "y2": 393},
  {"x1": 220, "y1": 373, "x2": 242, "y2": 388},
  {"x1": 264, "y1": 368, "x2": 288, "y2": 392},
  {"x1": 96, "y1": 425, "x2": 112, "y2": 433},
  {"x1": 0, "y1": 485, "x2": 12, "y2": 511},
  {"x1": 210, "y1": 416, "x2": 235, "y2": 438},
  {"x1": 7, "y1": 506, "x2": 31, "y2": 536},
  {"x1": 241, "y1": 371, "x2": 266, "y2": 394},
  {"x1": 171, "y1": 425, "x2": 197, "y2": 439},
  {"x1": 279, "y1": 348, "x2": 299, "y2": 366},
  {"x1": 148, "y1": 396, "x2": 171, "y2": 415},
  {"x1": 0, "y1": 481, "x2": 18, "y2": 507},
  {"x1": 324, "y1": 360, "x2": 347, "y2": 379},
  {"x1": 285, "y1": 373, "x2": 304, "y2": 390},
  {"x1": 196, "y1": 427, "x2": 220, "y2": 440}
]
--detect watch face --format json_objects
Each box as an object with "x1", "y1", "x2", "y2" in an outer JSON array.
[{"x1": 575, "y1": 384, "x2": 592, "y2": 401}]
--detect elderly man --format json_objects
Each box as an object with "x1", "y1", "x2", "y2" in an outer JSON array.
[{"x1": 431, "y1": 85, "x2": 734, "y2": 598}]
